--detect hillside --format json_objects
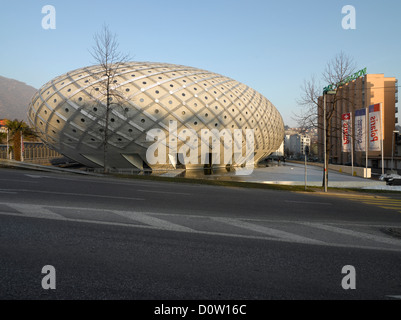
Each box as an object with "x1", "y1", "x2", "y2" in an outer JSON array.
[{"x1": 0, "y1": 75, "x2": 37, "y2": 122}]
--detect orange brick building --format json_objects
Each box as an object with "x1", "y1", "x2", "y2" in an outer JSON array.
[{"x1": 318, "y1": 73, "x2": 398, "y2": 169}]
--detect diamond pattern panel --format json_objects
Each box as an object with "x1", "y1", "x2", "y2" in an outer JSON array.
[{"x1": 28, "y1": 62, "x2": 285, "y2": 169}]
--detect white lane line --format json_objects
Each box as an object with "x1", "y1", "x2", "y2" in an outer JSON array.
[
  {"x1": 212, "y1": 217, "x2": 325, "y2": 245},
  {"x1": 7, "y1": 203, "x2": 67, "y2": 220},
  {"x1": 386, "y1": 295, "x2": 401, "y2": 300},
  {"x1": 27, "y1": 174, "x2": 188, "y2": 188},
  {"x1": 0, "y1": 178, "x2": 38, "y2": 183},
  {"x1": 136, "y1": 189, "x2": 191, "y2": 196},
  {"x1": 285, "y1": 200, "x2": 333, "y2": 206},
  {"x1": 24, "y1": 175, "x2": 45, "y2": 179},
  {"x1": 0, "y1": 191, "x2": 18, "y2": 194},
  {"x1": 302, "y1": 223, "x2": 401, "y2": 246},
  {"x1": 0, "y1": 189, "x2": 145, "y2": 201},
  {"x1": 111, "y1": 210, "x2": 194, "y2": 232}
]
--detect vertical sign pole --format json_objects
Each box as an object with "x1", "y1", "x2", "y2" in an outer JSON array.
[
  {"x1": 382, "y1": 138, "x2": 384, "y2": 175},
  {"x1": 323, "y1": 93, "x2": 327, "y2": 192},
  {"x1": 351, "y1": 113, "x2": 354, "y2": 176},
  {"x1": 6, "y1": 129, "x2": 9, "y2": 160},
  {"x1": 365, "y1": 107, "x2": 368, "y2": 178},
  {"x1": 21, "y1": 134, "x2": 24, "y2": 162},
  {"x1": 392, "y1": 131, "x2": 395, "y2": 172},
  {"x1": 381, "y1": 103, "x2": 384, "y2": 176},
  {"x1": 305, "y1": 151, "x2": 307, "y2": 191}
]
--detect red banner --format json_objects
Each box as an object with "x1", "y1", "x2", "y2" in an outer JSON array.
[{"x1": 342, "y1": 113, "x2": 352, "y2": 153}]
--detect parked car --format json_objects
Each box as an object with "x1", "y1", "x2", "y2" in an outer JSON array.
[{"x1": 380, "y1": 173, "x2": 401, "y2": 185}]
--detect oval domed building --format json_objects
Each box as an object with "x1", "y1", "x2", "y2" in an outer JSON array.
[{"x1": 28, "y1": 62, "x2": 284, "y2": 171}]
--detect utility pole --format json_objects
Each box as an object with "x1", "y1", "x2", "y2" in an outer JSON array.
[
  {"x1": 323, "y1": 94, "x2": 327, "y2": 192},
  {"x1": 351, "y1": 124, "x2": 354, "y2": 177},
  {"x1": 392, "y1": 130, "x2": 399, "y2": 172}
]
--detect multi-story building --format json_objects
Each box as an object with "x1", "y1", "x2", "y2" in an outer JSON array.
[
  {"x1": 318, "y1": 73, "x2": 398, "y2": 169},
  {"x1": 287, "y1": 134, "x2": 310, "y2": 157},
  {"x1": 272, "y1": 141, "x2": 284, "y2": 157}
]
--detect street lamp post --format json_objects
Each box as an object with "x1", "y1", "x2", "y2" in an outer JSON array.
[
  {"x1": 392, "y1": 130, "x2": 399, "y2": 172},
  {"x1": 323, "y1": 94, "x2": 327, "y2": 192}
]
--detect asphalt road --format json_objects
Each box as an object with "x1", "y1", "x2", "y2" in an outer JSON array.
[{"x1": 1, "y1": 167, "x2": 401, "y2": 300}]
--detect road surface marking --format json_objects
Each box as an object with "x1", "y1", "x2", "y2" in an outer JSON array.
[
  {"x1": 285, "y1": 200, "x2": 333, "y2": 206},
  {"x1": 25, "y1": 174, "x2": 46, "y2": 179},
  {"x1": 7, "y1": 203, "x2": 67, "y2": 220},
  {"x1": 0, "y1": 191, "x2": 18, "y2": 194},
  {"x1": 0, "y1": 208, "x2": 401, "y2": 252},
  {"x1": 212, "y1": 217, "x2": 325, "y2": 245},
  {"x1": 386, "y1": 295, "x2": 401, "y2": 300},
  {"x1": 0, "y1": 189, "x2": 145, "y2": 201},
  {"x1": 302, "y1": 223, "x2": 401, "y2": 246},
  {"x1": 378, "y1": 206, "x2": 401, "y2": 211},
  {"x1": 317, "y1": 193, "x2": 387, "y2": 200},
  {"x1": 0, "y1": 201, "x2": 401, "y2": 252},
  {"x1": 0, "y1": 178, "x2": 38, "y2": 183},
  {"x1": 360, "y1": 199, "x2": 401, "y2": 204},
  {"x1": 364, "y1": 203, "x2": 401, "y2": 207},
  {"x1": 314, "y1": 193, "x2": 401, "y2": 212},
  {"x1": 112, "y1": 210, "x2": 194, "y2": 232},
  {"x1": 360, "y1": 198, "x2": 401, "y2": 203},
  {"x1": 136, "y1": 189, "x2": 191, "y2": 196}
]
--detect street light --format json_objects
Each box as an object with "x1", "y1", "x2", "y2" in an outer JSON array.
[
  {"x1": 392, "y1": 130, "x2": 399, "y2": 172},
  {"x1": 323, "y1": 90, "x2": 337, "y2": 192}
]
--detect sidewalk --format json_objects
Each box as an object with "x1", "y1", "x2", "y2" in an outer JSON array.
[
  {"x1": 1, "y1": 158, "x2": 398, "y2": 191},
  {"x1": 201, "y1": 162, "x2": 389, "y2": 190},
  {"x1": 0, "y1": 159, "x2": 103, "y2": 176}
]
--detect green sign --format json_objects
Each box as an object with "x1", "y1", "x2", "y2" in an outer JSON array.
[{"x1": 323, "y1": 68, "x2": 367, "y2": 93}]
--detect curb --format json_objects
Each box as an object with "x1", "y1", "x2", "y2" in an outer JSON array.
[{"x1": 0, "y1": 159, "x2": 104, "y2": 177}]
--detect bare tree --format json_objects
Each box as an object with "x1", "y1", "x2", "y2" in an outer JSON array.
[
  {"x1": 90, "y1": 24, "x2": 130, "y2": 173},
  {"x1": 294, "y1": 52, "x2": 357, "y2": 188}
]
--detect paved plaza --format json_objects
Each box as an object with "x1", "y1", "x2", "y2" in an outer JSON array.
[{"x1": 188, "y1": 162, "x2": 391, "y2": 190}]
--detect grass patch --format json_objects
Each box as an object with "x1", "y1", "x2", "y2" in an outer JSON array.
[{"x1": 335, "y1": 187, "x2": 401, "y2": 195}]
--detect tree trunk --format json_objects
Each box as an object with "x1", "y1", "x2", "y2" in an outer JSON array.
[
  {"x1": 322, "y1": 122, "x2": 331, "y2": 188},
  {"x1": 13, "y1": 132, "x2": 21, "y2": 161},
  {"x1": 103, "y1": 78, "x2": 110, "y2": 174}
]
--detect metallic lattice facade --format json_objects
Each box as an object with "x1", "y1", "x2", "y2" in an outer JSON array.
[{"x1": 28, "y1": 62, "x2": 285, "y2": 170}]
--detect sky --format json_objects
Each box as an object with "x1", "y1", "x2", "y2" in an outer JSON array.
[{"x1": 0, "y1": 0, "x2": 400, "y2": 127}]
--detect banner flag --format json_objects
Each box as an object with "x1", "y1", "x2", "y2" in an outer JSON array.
[
  {"x1": 342, "y1": 113, "x2": 352, "y2": 153},
  {"x1": 355, "y1": 108, "x2": 367, "y2": 152},
  {"x1": 369, "y1": 104, "x2": 382, "y2": 151}
]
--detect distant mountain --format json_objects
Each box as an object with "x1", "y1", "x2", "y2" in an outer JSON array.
[{"x1": 0, "y1": 75, "x2": 37, "y2": 122}]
